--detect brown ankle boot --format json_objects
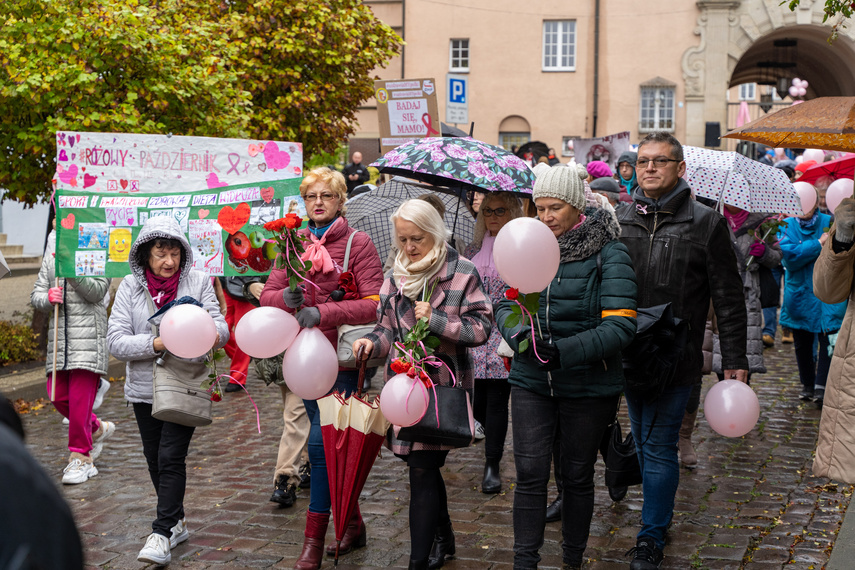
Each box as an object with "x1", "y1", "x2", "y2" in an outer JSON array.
[
  {"x1": 679, "y1": 409, "x2": 698, "y2": 469},
  {"x1": 326, "y1": 504, "x2": 366, "y2": 556},
  {"x1": 294, "y1": 511, "x2": 329, "y2": 570}
]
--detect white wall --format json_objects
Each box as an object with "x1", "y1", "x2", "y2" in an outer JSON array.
[{"x1": 0, "y1": 192, "x2": 51, "y2": 255}]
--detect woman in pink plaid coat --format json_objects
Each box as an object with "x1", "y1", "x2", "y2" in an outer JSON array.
[{"x1": 354, "y1": 199, "x2": 492, "y2": 570}]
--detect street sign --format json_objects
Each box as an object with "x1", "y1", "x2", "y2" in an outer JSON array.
[{"x1": 446, "y1": 74, "x2": 468, "y2": 125}]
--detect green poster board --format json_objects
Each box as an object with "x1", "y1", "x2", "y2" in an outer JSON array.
[{"x1": 55, "y1": 178, "x2": 303, "y2": 278}]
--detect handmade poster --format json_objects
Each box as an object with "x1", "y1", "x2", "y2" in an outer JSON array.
[
  {"x1": 375, "y1": 78, "x2": 440, "y2": 154},
  {"x1": 54, "y1": 132, "x2": 303, "y2": 193},
  {"x1": 54, "y1": 178, "x2": 301, "y2": 278},
  {"x1": 572, "y1": 132, "x2": 631, "y2": 171}
]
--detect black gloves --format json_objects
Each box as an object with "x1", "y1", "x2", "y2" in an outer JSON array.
[
  {"x1": 282, "y1": 287, "x2": 304, "y2": 309},
  {"x1": 524, "y1": 333, "x2": 561, "y2": 371}
]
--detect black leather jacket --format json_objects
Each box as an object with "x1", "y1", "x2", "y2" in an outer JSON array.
[{"x1": 617, "y1": 180, "x2": 748, "y2": 385}]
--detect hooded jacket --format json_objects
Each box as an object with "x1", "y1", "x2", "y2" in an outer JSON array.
[
  {"x1": 812, "y1": 226, "x2": 855, "y2": 483},
  {"x1": 779, "y1": 213, "x2": 847, "y2": 333},
  {"x1": 616, "y1": 151, "x2": 637, "y2": 203},
  {"x1": 107, "y1": 217, "x2": 228, "y2": 404},
  {"x1": 496, "y1": 208, "x2": 637, "y2": 399},
  {"x1": 617, "y1": 181, "x2": 749, "y2": 385},
  {"x1": 31, "y1": 230, "x2": 110, "y2": 376}
]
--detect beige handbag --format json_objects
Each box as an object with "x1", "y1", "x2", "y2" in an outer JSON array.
[
  {"x1": 147, "y1": 295, "x2": 213, "y2": 427},
  {"x1": 336, "y1": 231, "x2": 384, "y2": 368}
]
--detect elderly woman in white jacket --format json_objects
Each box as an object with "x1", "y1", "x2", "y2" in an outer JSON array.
[{"x1": 108, "y1": 216, "x2": 227, "y2": 566}]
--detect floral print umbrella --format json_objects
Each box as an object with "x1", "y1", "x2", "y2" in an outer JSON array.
[
  {"x1": 371, "y1": 137, "x2": 535, "y2": 194},
  {"x1": 683, "y1": 146, "x2": 802, "y2": 216}
]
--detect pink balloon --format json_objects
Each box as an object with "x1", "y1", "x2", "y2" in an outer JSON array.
[
  {"x1": 235, "y1": 306, "x2": 300, "y2": 358},
  {"x1": 793, "y1": 181, "x2": 817, "y2": 215},
  {"x1": 493, "y1": 217, "x2": 560, "y2": 294},
  {"x1": 160, "y1": 304, "x2": 218, "y2": 359},
  {"x1": 379, "y1": 373, "x2": 429, "y2": 427},
  {"x1": 703, "y1": 380, "x2": 760, "y2": 438},
  {"x1": 282, "y1": 328, "x2": 338, "y2": 400},
  {"x1": 798, "y1": 87, "x2": 807, "y2": 97},
  {"x1": 792, "y1": 77, "x2": 801, "y2": 86},
  {"x1": 826, "y1": 178, "x2": 855, "y2": 214},
  {"x1": 789, "y1": 86, "x2": 799, "y2": 98},
  {"x1": 802, "y1": 149, "x2": 825, "y2": 163}
]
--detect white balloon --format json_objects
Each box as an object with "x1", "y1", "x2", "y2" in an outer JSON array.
[
  {"x1": 282, "y1": 328, "x2": 338, "y2": 400},
  {"x1": 802, "y1": 149, "x2": 825, "y2": 163},
  {"x1": 793, "y1": 181, "x2": 817, "y2": 215},
  {"x1": 827, "y1": 179, "x2": 855, "y2": 214}
]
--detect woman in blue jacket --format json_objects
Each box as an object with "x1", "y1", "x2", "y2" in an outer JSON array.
[{"x1": 780, "y1": 195, "x2": 847, "y2": 406}]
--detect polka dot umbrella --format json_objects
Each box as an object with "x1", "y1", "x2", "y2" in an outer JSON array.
[{"x1": 682, "y1": 146, "x2": 803, "y2": 216}]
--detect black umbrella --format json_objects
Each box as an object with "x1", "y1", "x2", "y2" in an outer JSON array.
[{"x1": 516, "y1": 141, "x2": 552, "y2": 164}]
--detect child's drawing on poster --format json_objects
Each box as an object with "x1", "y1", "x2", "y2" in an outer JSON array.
[
  {"x1": 285, "y1": 196, "x2": 306, "y2": 217},
  {"x1": 172, "y1": 207, "x2": 190, "y2": 231},
  {"x1": 75, "y1": 251, "x2": 106, "y2": 276},
  {"x1": 108, "y1": 228, "x2": 133, "y2": 262},
  {"x1": 78, "y1": 223, "x2": 109, "y2": 249},
  {"x1": 249, "y1": 199, "x2": 282, "y2": 225},
  {"x1": 189, "y1": 219, "x2": 224, "y2": 275},
  {"x1": 104, "y1": 206, "x2": 138, "y2": 227}
]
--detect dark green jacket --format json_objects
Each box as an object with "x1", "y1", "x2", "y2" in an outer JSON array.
[{"x1": 496, "y1": 208, "x2": 637, "y2": 399}]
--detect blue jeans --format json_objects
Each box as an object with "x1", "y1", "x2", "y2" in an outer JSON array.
[
  {"x1": 625, "y1": 383, "x2": 694, "y2": 550},
  {"x1": 302, "y1": 370, "x2": 359, "y2": 514},
  {"x1": 510, "y1": 387, "x2": 618, "y2": 567},
  {"x1": 762, "y1": 307, "x2": 778, "y2": 337}
]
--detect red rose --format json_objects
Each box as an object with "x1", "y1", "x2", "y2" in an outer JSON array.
[
  {"x1": 407, "y1": 368, "x2": 418, "y2": 378},
  {"x1": 210, "y1": 391, "x2": 222, "y2": 402},
  {"x1": 284, "y1": 213, "x2": 302, "y2": 230},
  {"x1": 505, "y1": 288, "x2": 520, "y2": 301},
  {"x1": 263, "y1": 218, "x2": 287, "y2": 232},
  {"x1": 391, "y1": 359, "x2": 411, "y2": 374}
]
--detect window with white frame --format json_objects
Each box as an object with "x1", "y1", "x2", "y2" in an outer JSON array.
[
  {"x1": 639, "y1": 86, "x2": 675, "y2": 132},
  {"x1": 542, "y1": 20, "x2": 576, "y2": 71},
  {"x1": 449, "y1": 39, "x2": 469, "y2": 72},
  {"x1": 498, "y1": 132, "x2": 530, "y2": 151},
  {"x1": 739, "y1": 83, "x2": 757, "y2": 101}
]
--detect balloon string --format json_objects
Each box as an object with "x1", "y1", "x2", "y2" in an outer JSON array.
[
  {"x1": 209, "y1": 372, "x2": 261, "y2": 434},
  {"x1": 282, "y1": 231, "x2": 320, "y2": 291},
  {"x1": 393, "y1": 340, "x2": 458, "y2": 427},
  {"x1": 509, "y1": 300, "x2": 547, "y2": 363}
]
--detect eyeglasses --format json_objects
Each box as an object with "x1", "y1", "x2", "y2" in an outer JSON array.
[
  {"x1": 481, "y1": 207, "x2": 508, "y2": 217},
  {"x1": 636, "y1": 157, "x2": 681, "y2": 169},
  {"x1": 304, "y1": 192, "x2": 337, "y2": 203}
]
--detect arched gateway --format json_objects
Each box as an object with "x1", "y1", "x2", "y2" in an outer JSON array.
[{"x1": 681, "y1": 0, "x2": 855, "y2": 147}]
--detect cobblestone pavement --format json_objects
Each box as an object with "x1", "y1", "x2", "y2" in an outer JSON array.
[{"x1": 17, "y1": 339, "x2": 851, "y2": 569}]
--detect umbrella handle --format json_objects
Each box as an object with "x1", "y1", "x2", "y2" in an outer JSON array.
[{"x1": 356, "y1": 346, "x2": 367, "y2": 397}]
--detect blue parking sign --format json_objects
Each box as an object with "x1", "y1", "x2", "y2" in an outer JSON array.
[
  {"x1": 449, "y1": 78, "x2": 466, "y2": 103},
  {"x1": 446, "y1": 74, "x2": 469, "y2": 124}
]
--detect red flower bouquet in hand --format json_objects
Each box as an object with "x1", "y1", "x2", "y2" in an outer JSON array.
[{"x1": 264, "y1": 214, "x2": 311, "y2": 291}]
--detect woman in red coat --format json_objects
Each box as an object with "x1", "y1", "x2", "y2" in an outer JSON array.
[{"x1": 260, "y1": 167, "x2": 384, "y2": 569}]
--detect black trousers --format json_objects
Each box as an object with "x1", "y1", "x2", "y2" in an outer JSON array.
[
  {"x1": 133, "y1": 403, "x2": 196, "y2": 537},
  {"x1": 473, "y1": 378, "x2": 512, "y2": 461}
]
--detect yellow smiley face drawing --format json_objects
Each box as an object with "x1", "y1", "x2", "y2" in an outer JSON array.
[{"x1": 109, "y1": 228, "x2": 132, "y2": 262}]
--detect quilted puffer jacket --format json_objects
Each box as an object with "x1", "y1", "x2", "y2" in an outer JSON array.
[
  {"x1": 31, "y1": 230, "x2": 110, "y2": 376},
  {"x1": 811, "y1": 226, "x2": 855, "y2": 483},
  {"x1": 107, "y1": 217, "x2": 228, "y2": 404}
]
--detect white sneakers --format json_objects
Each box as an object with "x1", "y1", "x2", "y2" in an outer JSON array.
[
  {"x1": 93, "y1": 377, "x2": 110, "y2": 410},
  {"x1": 170, "y1": 518, "x2": 189, "y2": 548},
  {"x1": 90, "y1": 420, "x2": 116, "y2": 460},
  {"x1": 136, "y1": 519, "x2": 188, "y2": 564},
  {"x1": 474, "y1": 420, "x2": 486, "y2": 440},
  {"x1": 138, "y1": 533, "x2": 171, "y2": 565},
  {"x1": 62, "y1": 453, "x2": 98, "y2": 485}
]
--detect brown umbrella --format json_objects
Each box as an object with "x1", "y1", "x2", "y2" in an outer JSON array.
[{"x1": 723, "y1": 97, "x2": 855, "y2": 153}]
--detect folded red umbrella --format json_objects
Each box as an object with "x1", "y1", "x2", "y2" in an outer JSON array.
[
  {"x1": 318, "y1": 359, "x2": 390, "y2": 565},
  {"x1": 799, "y1": 155, "x2": 855, "y2": 185}
]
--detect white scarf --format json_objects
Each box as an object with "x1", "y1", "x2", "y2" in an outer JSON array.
[{"x1": 393, "y1": 241, "x2": 447, "y2": 301}]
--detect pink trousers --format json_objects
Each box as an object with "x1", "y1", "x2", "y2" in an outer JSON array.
[{"x1": 47, "y1": 370, "x2": 101, "y2": 456}]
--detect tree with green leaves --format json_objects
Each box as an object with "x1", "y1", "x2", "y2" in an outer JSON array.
[
  {"x1": 0, "y1": 0, "x2": 401, "y2": 205},
  {"x1": 217, "y1": 0, "x2": 401, "y2": 161},
  {"x1": 785, "y1": 1, "x2": 852, "y2": 40},
  {"x1": 0, "y1": 0, "x2": 252, "y2": 205}
]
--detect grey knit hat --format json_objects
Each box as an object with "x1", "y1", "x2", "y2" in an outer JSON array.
[{"x1": 532, "y1": 164, "x2": 588, "y2": 210}]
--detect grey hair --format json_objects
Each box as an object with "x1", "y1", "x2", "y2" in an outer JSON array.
[
  {"x1": 638, "y1": 131, "x2": 684, "y2": 162},
  {"x1": 391, "y1": 199, "x2": 450, "y2": 248},
  {"x1": 471, "y1": 192, "x2": 523, "y2": 248}
]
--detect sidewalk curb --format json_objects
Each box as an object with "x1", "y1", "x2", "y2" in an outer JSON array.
[
  {"x1": 828, "y1": 499, "x2": 855, "y2": 569},
  {"x1": 0, "y1": 357, "x2": 126, "y2": 401}
]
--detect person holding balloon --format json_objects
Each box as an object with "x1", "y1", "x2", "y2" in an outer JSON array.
[
  {"x1": 779, "y1": 184, "x2": 847, "y2": 406},
  {"x1": 494, "y1": 165, "x2": 638, "y2": 570},
  {"x1": 352, "y1": 199, "x2": 492, "y2": 570},
  {"x1": 107, "y1": 216, "x2": 228, "y2": 566},
  {"x1": 259, "y1": 167, "x2": 384, "y2": 570},
  {"x1": 462, "y1": 191, "x2": 524, "y2": 494}
]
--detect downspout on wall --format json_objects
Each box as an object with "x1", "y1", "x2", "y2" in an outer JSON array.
[{"x1": 592, "y1": 0, "x2": 600, "y2": 137}]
